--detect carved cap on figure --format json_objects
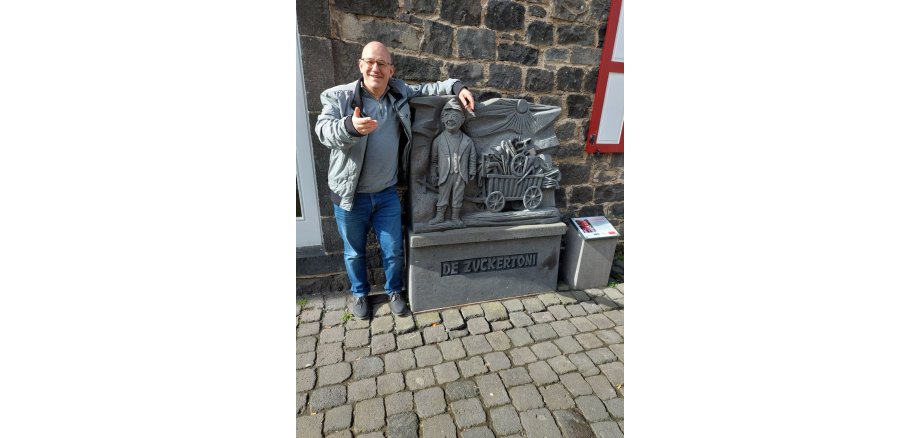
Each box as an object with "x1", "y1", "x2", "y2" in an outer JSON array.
[{"x1": 442, "y1": 97, "x2": 468, "y2": 119}]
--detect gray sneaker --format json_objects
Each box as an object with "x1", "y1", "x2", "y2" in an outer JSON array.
[
  {"x1": 353, "y1": 296, "x2": 370, "y2": 320},
  {"x1": 389, "y1": 292, "x2": 409, "y2": 316}
]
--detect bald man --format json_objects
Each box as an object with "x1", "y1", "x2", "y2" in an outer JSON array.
[{"x1": 316, "y1": 41, "x2": 476, "y2": 319}]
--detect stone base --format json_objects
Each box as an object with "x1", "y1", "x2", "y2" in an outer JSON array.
[
  {"x1": 407, "y1": 223, "x2": 567, "y2": 312},
  {"x1": 561, "y1": 224, "x2": 619, "y2": 290}
]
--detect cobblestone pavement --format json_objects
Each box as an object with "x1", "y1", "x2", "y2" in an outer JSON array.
[{"x1": 297, "y1": 284, "x2": 624, "y2": 437}]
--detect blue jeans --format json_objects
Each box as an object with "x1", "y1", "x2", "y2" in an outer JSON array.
[{"x1": 333, "y1": 186, "x2": 404, "y2": 298}]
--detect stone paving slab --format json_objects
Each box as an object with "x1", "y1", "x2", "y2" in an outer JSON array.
[{"x1": 295, "y1": 284, "x2": 625, "y2": 437}]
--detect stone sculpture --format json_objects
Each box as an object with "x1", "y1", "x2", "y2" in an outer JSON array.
[
  {"x1": 410, "y1": 97, "x2": 563, "y2": 233},
  {"x1": 428, "y1": 98, "x2": 477, "y2": 226}
]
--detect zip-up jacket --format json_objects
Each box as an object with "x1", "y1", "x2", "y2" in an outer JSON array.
[{"x1": 315, "y1": 77, "x2": 464, "y2": 211}]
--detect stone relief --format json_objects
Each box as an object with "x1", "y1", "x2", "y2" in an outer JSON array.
[{"x1": 409, "y1": 96, "x2": 563, "y2": 233}]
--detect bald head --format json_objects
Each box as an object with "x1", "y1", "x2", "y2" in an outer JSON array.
[
  {"x1": 361, "y1": 41, "x2": 391, "y2": 63},
  {"x1": 358, "y1": 41, "x2": 395, "y2": 99}
]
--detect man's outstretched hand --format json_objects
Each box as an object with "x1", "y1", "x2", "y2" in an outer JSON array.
[
  {"x1": 351, "y1": 106, "x2": 378, "y2": 135},
  {"x1": 459, "y1": 88, "x2": 475, "y2": 112}
]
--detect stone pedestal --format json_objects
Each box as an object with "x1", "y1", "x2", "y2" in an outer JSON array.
[
  {"x1": 407, "y1": 223, "x2": 567, "y2": 312},
  {"x1": 561, "y1": 224, "x2": 619, "y2": 290}
]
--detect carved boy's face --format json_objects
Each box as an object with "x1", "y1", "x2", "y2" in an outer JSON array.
[{"x1": 442, "y1": 108, "x2": 464, "y2": 133}]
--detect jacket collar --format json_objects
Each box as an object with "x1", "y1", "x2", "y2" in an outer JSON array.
[{"x1": 350, "y1": 78, "x2": 404, "y2": 111}]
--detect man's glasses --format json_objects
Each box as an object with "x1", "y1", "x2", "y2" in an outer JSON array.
[{"x1": 359, "y1": 58, "x2": 392, "y2": 68}]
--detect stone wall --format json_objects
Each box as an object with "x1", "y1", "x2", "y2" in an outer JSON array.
[{"x1": 297, "y1": 0, "x2": 624, "y2": 295}]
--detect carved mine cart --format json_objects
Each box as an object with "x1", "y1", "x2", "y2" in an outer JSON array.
[{"x1": 476, "y1": 173, "x2": 544, "y2": 212}]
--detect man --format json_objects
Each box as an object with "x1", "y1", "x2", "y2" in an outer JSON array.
[
  {"x1": 429, "y1": 98, "x2": 477, "y2": 226},
  {"x1": 315, "y1": 41, "x2": 475, "y2": 319}
]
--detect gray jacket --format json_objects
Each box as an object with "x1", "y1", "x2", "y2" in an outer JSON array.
[{"x1": 315, "y1": 77, "x2": 462, "y2": 211}]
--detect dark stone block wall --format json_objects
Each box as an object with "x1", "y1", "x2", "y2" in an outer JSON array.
[{"x1": 297, "y1": 0, "x2": 624, "y2": 294}]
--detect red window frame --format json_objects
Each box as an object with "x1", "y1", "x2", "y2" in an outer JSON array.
[{"x1": 585, "y1": 0, "x2": 624, "y2": 153}]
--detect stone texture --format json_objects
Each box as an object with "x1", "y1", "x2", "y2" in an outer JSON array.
[
  {"x1": 509, "y1": 347, "x2": 538, "y2": 366},
  {"x1": 394, "y1": 314, "x2": 416, "y2": 334},
  {"x1": 434, "y1": 361, "x2": 461, "y2": 384},
  {"x1": 421, "y1": 20, "x2": 453, "y2": 57},
  {"x1": 484, "y1": 331, "x2": 512, "y2": 351},
  {"x1": 485, "y1": 0, "x2": 526, "y2": 31},
  {"x1": 441, "y1": 0, "x2": 481, "y2": 26},
  {"x1": 317, "y1": 362, "x2": 351, "y2": 387},
  {"x1": 545, "y1": 47, "x2": 570, "y2": 62},
  {"x1": 499, "y1": 367, "x2": 533, "y2": 387},
  {"x1": 530, "y1": 341, "x2": 562, "y2": 359},
  {"x1": 502, "y1": 299, "x2": 524, "y2": 313},
  {"x1": 466, "y1": 317, "x2": 491, "y2": 335},
  {"x1": 439, "y1": 339, "x2": 467, "y2": 361},
  {"x1": 393, "y1": 54, "x2": 443, "y2": 83},
  {"x1": 526, "y1": 68, "x2": 554, "y2": 93},
  {"x1": 345, "y1": 347, "x2": 370, "y2": 362},
  {"x1": 497, "y1": 43, "x2": 538, "y2": 65},
  {"x1": 460, "y1": 426, "x2": 495, "y2": 438},
  {"x1": 297, "y1": 352, "x2": 315, "y2": 369},
  {"x1": 398, "y1": 332, "x2": 425, "y2": 350},
  {"x1": 370, "y1": 333, "x2": 396, "y2": 355},
  {"x1": 553, "y1": 409, "x2": 594, "y2": 438},
  {"x1": 457, "y1": 28, "x2": 496, "y2": 60},
  {"x1": 486, "y1": 64, "x2": 522, "y2": 91},
  {"x1": 506, "y1": 328, "x2": 534, "y2": 346},
  {"x1": 527, "y1": 21, "x2": 554, "y2": 46},
  {"x1": 420, "y1": 413, "x2": 456, "y2": 438},
  {"x1": 384, "y1": 350, "x2": 416, "y2": 373},
  {"x1": 387, "y1": 412, "x2": 420, "y2": 438},
  {"x1": 574, "y1": 332, "x2": 603, "y2": 349},
  {"x1": 557, "y1": 24, "x2": 594, "y2": 46},
  {"x1": 509, "y1": 312, "x2": 534, "y2": 328},
  {"x1": 415, "y1": 344, "x2": 444, "y2": 367},
  {"x1": 308, "y1": 384, "x2": 346, "y2": 411},
  {"x1": 348, "y1": 377, "x2": 377, "y2": 402},
  {"x1": 415, "y1": 387, "x2": 447, "y2": 418},
  {"x1": 461, "y1": 335, "x2": 493, "y2": 356},
  {"x1": 483, "y1": 351, "x2": 511, "y2": 372},
  {"x1": 480, "y1": 302, "x2": 508, "y2": 322},
  {"x1": 345, "y1": 329, "x2": 370, "y2": 349},
  {"x1": 415, "y1": 312, "x2": 441, "y2": 327},
  {"x1": 320, "y1": 325, "x2": 345, "y2": 343},
  {"x1": 520, "y1": 408, "x2": 562, "y2": 438},
  {"x1": 315, "y1": 343, "x2": 343, "y2": 366},
  {"x1": 445, "y1": 379, "x2": 479, "y2": 401},
  {"x1": 376, "y1": 373, "x2": 405, "y2": 396},
  {"x1": 556, "y1": 67, "x2": 584, "y2": 92},
  {"x1": 528, "y1": 361, "x2": 559, "y2": 385},
  {"x1": 509, "y1": 384, "x2": 544, "y2": 411},
  {"x1": 571, "y1": 46, "x2": 601, "y2": 65},
  {"x1": 540, "y1": 383, "x2": 576, "y2": 410},
  {"x1": 522, "y1": 297, "x2": 546, "y2": 312},
  {"x1": 475, "y1": 373, "x2": 511, "y2": 407},
  {"x1": 528, "y1": 323, "x2": 558, "y2": 342},
  {"x1": 297, "y1": 369, "x2": 316, "y2": 398},
  {"x1": 385, "y1": 391, "x2": 414, "y2": 416},
  {"x1": 450, "y1": 398, "x2": 487, "y2": 428},
  {"x1": 529, "y1": 4, "x2": 547, "y2": 18},
  {"x1": 334, "y1": 0, "x2": 397, "y2": 18},
  {"x1": 354, "y1": 398, "x2": 386, "y2": 433},
  {"x1": 566, "y1": 94, "x2": 593, "y2": 118},
  {"x1": 592, "y1": 421, "x2": 624, "y2": 438},
  {"x1": 324, "y1": 404, "x2": 352, "y2": 433},
  {"x1": 405, "y1": 367, "x2": 436, "y2": 390},
  {"x1": 489, "y1": 404, "x2": 523, "y2": 435},
  {"x1": 547, "y1": 355, "x2": 578, "y2": 375},
  {"x1": 370, "y1": 316, "x2": 394, "y2": 336},
  {"x1": 457, "y1": 356, "x2": 488, "y2": 378},
  {"x1": 568, "y1": 352, "x2": 600, "y2": 376},
  {"x1": 423, "y1": 325, "x2": 449, "y2": 344},
  {"x1": 441, "y1": 309, "x2": 466, "y2": 330},
  {"x1": 550, "y1": 320, "x2": 578, "y2": 337},
  {"x1": 575, "y1": 395, "x2": 609, "y2": 422},
  {"x1": 586, "y1": 347, "x2": 617, "y2": 365},
  {"x1": 560, "y1": 372, "x2": 593, "y2": 396},
  {"x1": 599, "y1": 361, "x2": 624, "y2": 386},
  {"x1": 531, "y1": 311, "x2": 555, "y2": 324},
  {"x1": 297, "y1": 413, "x2": 323, "y2": 438}
]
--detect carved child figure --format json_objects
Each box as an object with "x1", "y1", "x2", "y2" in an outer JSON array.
[{"x1": 429, "y1": 98, "x2": 477, "y2": 225}]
